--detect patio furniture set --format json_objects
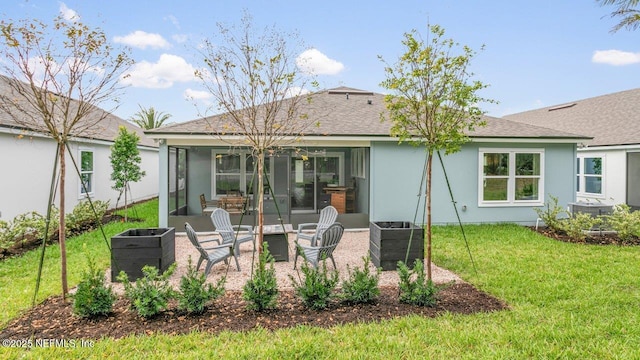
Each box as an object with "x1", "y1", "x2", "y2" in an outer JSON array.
[{"x1": 185, "y1": 206, "x2": 342, "y2": 276}]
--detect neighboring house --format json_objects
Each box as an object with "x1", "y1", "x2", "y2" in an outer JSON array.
[
  {"x1": 145, "y1": 86, "x2": 589, "y2": 230},
  {"x1": 505, "y1": 89, "x2": 640, "y2": 209},
  {"x1": 0, "y1": 84, "x2": 159, "y2": 221}
]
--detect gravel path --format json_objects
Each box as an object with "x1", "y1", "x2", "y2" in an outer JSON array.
[{"x1": 109, "y1": 229, "x2": 461, "y2": 292}]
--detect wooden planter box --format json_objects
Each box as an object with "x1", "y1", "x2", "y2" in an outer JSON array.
[
  {"x1": 111, "y1": 227, "x2": 175, "y2": 282},
  {"x1": 369, "y1": 221, "x2": 423, "y2": 271}
]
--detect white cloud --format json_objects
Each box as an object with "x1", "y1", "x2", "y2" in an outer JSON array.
[
  {"x1": 59, "y1": 3, "x2": 79, "y2": 21},
  {"x1": 172, "y1": 34, "x2": 188, "y2": 43},
  {"x1": 113, "y1": 31, "x2": 171, "y2": 50},
  {"x1": 165, "y1": 15, "x2": 180, "y2": 29},
  {"x1": 121, "y1": 54, "x2": 196, "y2": 88},
  {"x1": 283, "y1": 86, "x2": 311, "y2": 98},
  {"x1": 184, "y1": 88, "x2": 212, "y2": 100},
  {"x1": 296, "y1": 48, "x2": 344, "y2": 75},
  {"x1": 592, "y1": 49, "x2": 640, "y2": 66}
]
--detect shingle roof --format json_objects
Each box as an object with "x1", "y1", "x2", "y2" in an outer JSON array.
[
  {"x1": 0, "y1": 77, "x2": 156, "y2": 148},
  {"x1": 504, "y1": 88, "x2": 640, "y2": 147},
  {"x1": 146, "y1": 87, "x2": 589, "y2": 141}
]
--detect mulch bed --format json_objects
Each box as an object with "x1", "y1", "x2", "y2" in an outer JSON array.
[
  {"x1": 529, "y1": 227, "x2": 640, "y2": 246},
  {"x1": 0, "y1": 284, "x2": 507, "y2": 340}
]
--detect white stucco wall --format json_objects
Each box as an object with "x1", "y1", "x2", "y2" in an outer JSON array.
[
  {"x1": 0, "y1": 130, "x2": 159, "y2": 221},
  {"x1": 576, "y1": 148, "x2": 626, "y2": 206}
]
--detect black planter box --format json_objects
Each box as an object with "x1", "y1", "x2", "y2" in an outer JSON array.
[
  {"x1": 111, "y1": 227, "x2": 175, "y2": 281},
  {"x1": 369, "y1": 221, "x2": 424, "y2": 271}
]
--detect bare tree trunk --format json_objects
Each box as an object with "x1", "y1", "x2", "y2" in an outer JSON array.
[
  {"x1": 426, "y1": 151, "x2": 433, "y2": 281},
  {"x1": 59, "y1": 142, "x2": 68, "y2": 299},
  {"x1": 124, "y1": 182, "x2": 128, "y2": 222},
  {"x1": 257, "y1": 152, "x2": 264, "y2": 253}
]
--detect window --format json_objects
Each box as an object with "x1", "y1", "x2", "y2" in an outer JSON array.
[
  {"x1": 351, "y1": 148, "x2": 366, "y2": 178},
  {"x1": 168, "y1": 147, "x2": 188, "y2": 215},
  {"x1": 212, "y1": 152, "x2": 272, "y2": 196},
  {"x1": 80, "y1": 149, "x2": 94, "y2": 195},
  {"x1": 577, "y1": 155, "x2": 603, "y2": 196},
  {"x1": 479, "y1": 148, "x2": 544, "y2": 206}
]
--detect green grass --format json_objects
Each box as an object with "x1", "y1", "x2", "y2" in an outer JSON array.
[
  {"x1": 0, "y1": 199, "x2": 158, "y2": 328},
  {"x1": 3, "y1": 219, "x2": 640, "y2": 358}
]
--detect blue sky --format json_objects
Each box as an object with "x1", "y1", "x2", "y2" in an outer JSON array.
[{"x1": 2, "y1": 0, "x2": 639, "y2": 123}]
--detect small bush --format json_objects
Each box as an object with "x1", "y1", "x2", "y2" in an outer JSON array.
[
  {"x1": 117, "y1": 263, "x2": 176, "y2": 318},
  {"x1": 397, "y1": 260, "x2": 439, "y2": 307},
  {"x1": 534, "y1": 194, "x2": 568, "y2": 233},
  {"x1": 66, "y1": 200, "x2": 109, "y2": 234},
  {"x1": 606, "y1": 204, "x2": 640, "y2": 241},
  {"x1": 0, "y1": 210, "x2": 59, "y2": 245},
  {"x1": 290, "y1": 259, "x2": 340, "y2": 310},
  {"x1": 243, "y1": 244, "x2": 278, "y2": 311},
  {"x1": 340, "y1": 256, "x2": 380, "y2": 304},
  {"x1": 177, "y1": 257, "x2": 226, "y2": 314},
  {"x1": 72, "y1": 251, "x2": 116, "y2": 318},
  {"x1": 560, "y1": 213, "x2": 600, "y2": 241}
]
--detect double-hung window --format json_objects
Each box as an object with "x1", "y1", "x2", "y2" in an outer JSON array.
[
  {"x1": 577, "y1": 155, "x2": 603, "y2": 197},
  {"x1": 80, "y1": 149, "x2": 94, "y2": 196},
  {"x1": 479, "y1": 148, "x2": 544, "y2": 206}
]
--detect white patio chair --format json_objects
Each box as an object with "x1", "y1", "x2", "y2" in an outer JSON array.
[
  {"x1": 210, "y1": 208, "x2": 255, "y2": 256},
  {"x1": 295, "y1": 205, "x2": 338, "y2": 247},
  {"x1": 294, "y1": 222, "x2": 344, "y2": 269},
  {"x1": 184, "y1": 222, "x2": 239, "y2": 274}
]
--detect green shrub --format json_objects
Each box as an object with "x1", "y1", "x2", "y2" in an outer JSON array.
[
  {"x1": 606, "y1": 204, "x2": 640, "y2": 241},
  {"x1": 176, "y1": 257, "x2": 226, "y2": 314},
  {"x1": 290, "y1": 259, "x2": 339, "y2": 310},
  {"x1": 117, "y1": 263, "x2": 176, "y2": 318},
  {"x1": 243, "y1": 244, "x2": 278, "y2": 311},
  {"x1": 72, "y1": 251, "x2": 116, "y2": 318},
  {"x1": 4, "y1": 210, "x2": 59, "y2": 242},
  {"x1": 397, "y1": 260, "x2": 439, "y2": 307},
  {"x1": 534, "y1": 194, "x2": 568, "y2": 233},
  {"x1": 560, "y1": 212, "x2": 600, "y2": 241},
  {"x1": 66, "y1": 200, "x2": 109, "y2": 235},
  {"x1": 340, "y1": 256, "x2": 380, "y2": 304},
  {"x1": 0, "y1": 220, "x2": 11, "y2": 249}
]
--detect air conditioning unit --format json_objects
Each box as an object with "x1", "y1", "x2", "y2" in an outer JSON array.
[{"x1": 568, "y1": 202, "x2": 613, "y2": 217}]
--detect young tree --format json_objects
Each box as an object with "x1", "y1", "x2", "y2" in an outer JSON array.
[
  {"x1": 598, "y1": 0, "x2": 640, "y2": 32},
  {"x1": 129, "y1": 105, "x2": 172, "y2": 129},
  {"x1": 379, "y1": 25, "x2": 495, "y2": 280},
  {"x1": 0, "y1": 15, "x2": 131, "y2": 298},
  {"x1": 195, "y1": 12, "x2": 317, "y2": 251},
  {"x1": 110, "y1": 126, "x2": 146, "y2": 221}
]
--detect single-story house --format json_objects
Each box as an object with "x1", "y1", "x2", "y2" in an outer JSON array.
[
  {"x1": 505, "y1": 88, "x2": 640, "y2": 209},
  {"x1": 0, "y1": 80, "x2": 159, "y2": 221},
  {"x1": 145, "y1": 86, "x2": 590, "y2": 230}
]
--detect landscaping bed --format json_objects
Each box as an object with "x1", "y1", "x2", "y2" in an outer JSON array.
[
  {"x1": 0, "y1": 283, "x2": 506, "y2": 340},
  {"x1": 530, "y1": 226, "x2": 640, "y2": 246}
]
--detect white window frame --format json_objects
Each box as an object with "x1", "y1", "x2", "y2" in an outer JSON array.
[
  {"x1": 298, "y1": 151, "x2": 345, "y2": 185},
  {"x1": 79, "y1": 148, "x2": 94, "y2": 197},
  {"x1": 211, "y1": 151, "x2": 274, "y2": 198},
  {"x1": 576, "y1": 154, "x2": 605, "y2": 198},
  {"x1": 478, "y1": 148, "x2": 545, "y2": 207}
]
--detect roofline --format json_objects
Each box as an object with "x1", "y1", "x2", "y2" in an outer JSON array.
[
  {"x1": 0, "y1": 124, "x2": 159, "y2": 151},
  {"x1": 579, "y1": 143, "x2": 640, "y2": 151},
  {"x1": 154, "y1": 133, "x2": 589, "y2": 147},
  {"x1": 470, "y1": 136, "x2": 590, "y2": 144}
]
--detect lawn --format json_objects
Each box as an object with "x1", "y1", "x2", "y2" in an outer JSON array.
[
  {"x1": 0, "y1": 199, "x2": 159, "y2": 327},
  {"x1": 1, "y1": 204, "x2": 639, "y2": 358}
]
